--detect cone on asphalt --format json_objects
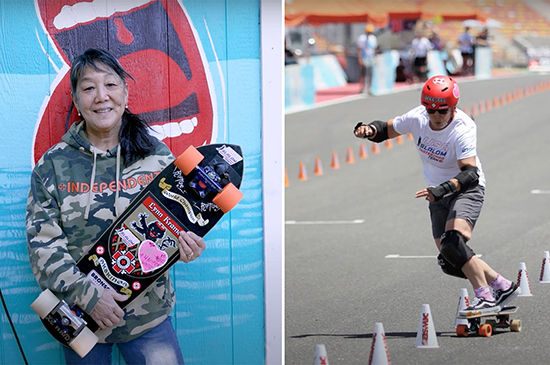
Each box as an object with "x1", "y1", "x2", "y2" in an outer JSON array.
[
  {"x1": 331, "y1": 152, "x2": 340, "y2": 169},
  {"x1": 313, "y1": 344, "x2": 329, "y2": 365},
  {"x1": 368, "y1": 323, "x2": 391, "y2": 365},
  {"x1": 359, "y1": 142, "x2": 368, "y2": 159},
  {"x1": 396, "y1": 135, "x2": 403, "y2": 145},
  {"x1": 415, "y1": 304, "x2": 439, "y2": 348},
  {"x1": 298, "y1": 162, "x2": 308, "y2": 181},
  {"x1": 314, "y1": 157, "x2": 324, "y2": 175},
  {"x1": 385, "y1": 139, "x2": 392, "y2": 149},
  {"x1": 372, "y1": 143, "x2": 380, "y2": 155},
  {"x1": 346, "y1": 147, "x2": 355, "y2": 164},
  {"x1": 517, "y1": 262, "x2": 533, "y2": 297},
  {"x1": 455, "y1": 288, "x2": 470, "y2": 328},
  {"x1": 285, "y1": 168, "x2": 289, "y2": 187},
  {"x1": 407, "y1": 133, "x2": 413, "y2": 140},
  {"x1": 539, "y1": 251, "x2": 550, "y2": 283}
]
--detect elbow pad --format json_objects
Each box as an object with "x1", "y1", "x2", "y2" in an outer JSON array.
[
  {"x1": 455, "y1": 165, "x2": 479, "y2": 193},
  {"x1": 367, "y1": 120, "x2": 389, "y2": 143}
]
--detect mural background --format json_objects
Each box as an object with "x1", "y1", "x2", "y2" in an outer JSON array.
[{"x1": 0, "y1": 0, "x2": 268, "y2": 363}]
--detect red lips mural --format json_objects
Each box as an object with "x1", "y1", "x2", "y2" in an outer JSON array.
[{"x1": 33, "y1": 0, "x2": 216, "y2": 164}]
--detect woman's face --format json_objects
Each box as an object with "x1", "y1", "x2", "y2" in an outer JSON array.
[
  {"x1": 428, "y1": 107, "x2": 453, "y2": 130},
  {"x1": 71, "y1": 63, "x2": 128, "y2": 141}
]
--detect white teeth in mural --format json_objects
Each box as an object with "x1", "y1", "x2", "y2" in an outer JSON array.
[
  {"x1": 53, "y1": 0, "x2": 155, "y2": 30},
  {"x1": 149, "y1": 117, "x2": 198, "y2": 140}
]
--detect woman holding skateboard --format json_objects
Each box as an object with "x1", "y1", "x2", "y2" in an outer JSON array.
[
  {"x1": 26, "y1": 48, "x2": 204, "y2": 364},
  {"x1": 353, "y1": 75, "x2": 520, "y2": 315}
]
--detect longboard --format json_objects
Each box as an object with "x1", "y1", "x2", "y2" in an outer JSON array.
[
  {"x1": 456, "y1": 306, "x2": 521, "y2": 337},
  {"x1": 30, "y1": 144, "x2": 244, "y2": 357}
]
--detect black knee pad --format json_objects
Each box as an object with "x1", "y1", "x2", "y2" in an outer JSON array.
[
  {"x1": 439, "y1": 230, "x2": 475, "y2": 269},
  {"x1": 437, "y1": 254, "x2": 467, "y2": 279}
]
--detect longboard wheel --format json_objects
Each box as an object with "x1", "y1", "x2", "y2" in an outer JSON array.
[
  {"x1": 31, "y1": 289, "x2": 60, "y2": 319},
  {"x1": 510, "y1": 319, "x2": 522, "y2": 332},
  {"x1": 479, "y1": 324, "x2": 492, "y2": 337},
  {"x1": 174, "y1": 145, "x2": 204, "y2": 175},
  {"x1": 70, "y1": 326, "x2": 99, "y2": 358},
  {"x1": 212, "y1": 183, "x2": 243, "y2": 213},
  {"x1": 456, "y1": 324, "x2": 469, "y2": 337}
]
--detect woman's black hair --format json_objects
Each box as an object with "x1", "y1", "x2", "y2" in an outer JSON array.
[{"x1": 70, "y1": 48, "x2": 158, "y2": 165}]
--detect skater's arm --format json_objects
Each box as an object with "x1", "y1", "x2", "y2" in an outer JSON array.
[
  {"x1": 26, "y1": 169, "x2": 101, "y2": 314},
  {"x1": 353, "y1": 119, "x2": 400, "y2": 141}
]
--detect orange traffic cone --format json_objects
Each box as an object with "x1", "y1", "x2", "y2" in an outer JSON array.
[
  {"x1": 501, "y1": 93, "x2": 507, "y2": 105},
  {"x1": 285, "y1": 168, "x2": 289, "y2": 187},
  {"x1": 372, "y1": 143, "x2": 380, "y2": 155},
  {"x1": 396, "y1": 135, "x2": 403, "y2": 145},
  {"x1": 486, "y1": 98, "x2": 492, "y2": 111},
  {"x1": 385, "y1": 139, "x2": 392, "y2": 149},
  {"x1": 359, "y1": 142, "x2": 368, "y2": 159},
  {"x1": 314, "y1": 157, "x2": 324, "y2": 175},
  {"x1": 331, "y1": 152, "x2": 340, "y2": 169},
  {"x1": 493, "y1": 95, "x2": 500, "y2": 107},
  {"x1": 407, "y1": 133, "x2": 413, "y2": 140},
  {"x1": 346, "y1": 147, "x2": 355, "y2": 164},
  {"x1": 478, "y1": 100, "x2": 486, "y2": 114},
  {"x1": 471, "y1": 103, "x2": 479, "y2": 117},
  {"x1": 298, "y1": 162, "x2": 307, "y2": 181}
]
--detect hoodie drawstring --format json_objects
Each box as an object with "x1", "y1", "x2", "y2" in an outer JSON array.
[
  {"x1": 84, "y1": 148, "x2": 98, "y2": 220},
  {"x1": 84, "y1": 146, "x2": 122, "y2": 220}
]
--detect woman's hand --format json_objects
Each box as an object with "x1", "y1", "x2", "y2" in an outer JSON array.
[
  {"x1": 178, "y1": 231, "x2": 206, "y2": 263},
  {"x1": 415, "y1": 187, "x2": 436, "y2": 202},
  {"x1": 90, "y1": 290, "x2": 128, "y2": 329}
]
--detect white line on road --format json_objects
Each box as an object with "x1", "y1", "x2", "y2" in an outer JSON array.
[
  {"x1": 285, "y1": 219, "x2": 365, "y2": 225},
  {"x1": 531, "y1": 189, "x2": 550, "y2": 194}
]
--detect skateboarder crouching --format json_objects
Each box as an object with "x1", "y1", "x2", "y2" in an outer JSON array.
[
  {"x1": 26, "y1": 48, "x2": 205, "y2": 364},
  {"x1": 353, "y1": 75, "x2": 520, "y2": 315}
]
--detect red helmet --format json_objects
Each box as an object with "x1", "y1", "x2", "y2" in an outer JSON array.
[{"x1": 421, "y1": 75, "x2": 460, "y2": 110}]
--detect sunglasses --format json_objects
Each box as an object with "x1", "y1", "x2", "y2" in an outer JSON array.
[{"x1": 426, "y1": 108, "x2": 449, "y2": 115}]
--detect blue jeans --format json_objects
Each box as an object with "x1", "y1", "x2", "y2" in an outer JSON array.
[{"x1": 63, "y1": 316, "x2": 184, "y2": 365}]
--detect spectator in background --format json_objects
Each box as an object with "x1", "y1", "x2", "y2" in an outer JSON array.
[
  {"x1": 285, "y1": 39, "x2": 297, "y2": 65},
  {"x1": 356, "y1": 24, "x2": 378, "y2": 94},
  {"x1": 429, "y1": 29, "x2": 444, "y2": 51},
  {"x1": 411, "y1": 31, "x2": 432, "y2": 83},
  {"x1": 476, "y1": 27, "x2": 490, "y2": 48},
  {"x1": 458, "y1": 27, "x2": 475, "y2": 76}
]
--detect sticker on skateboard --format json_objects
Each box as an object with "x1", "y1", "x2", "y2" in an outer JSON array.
[{"x1": 31, "y1": 144, "x2": 244, "y2": 357}]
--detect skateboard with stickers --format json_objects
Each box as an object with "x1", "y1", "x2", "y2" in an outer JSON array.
[
  {"x1": 456, "y1": 306, "x2": 521, "y2": 337},
  {"x1": 31, "y1": 144, "x2": 244, "y2": 357}
]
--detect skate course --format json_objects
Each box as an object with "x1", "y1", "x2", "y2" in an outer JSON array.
[{"x1": 285, "y1": 73, "x2": 550, "y2": 364}]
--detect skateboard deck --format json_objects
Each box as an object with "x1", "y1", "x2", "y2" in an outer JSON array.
[
  {"x1": 456, "y1": 306, "x2": 521, "y2": 337},
  {"x1": 31, "y1": 144, "x2": 244, "y2": 357}
]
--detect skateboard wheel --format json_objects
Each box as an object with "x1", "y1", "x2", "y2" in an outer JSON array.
[
  {"x1": 212, "y1": 183, "x2": 243, "y2": 213},
  {"x1": 456, "y1": 324, "x2": 469, "y2": 337},
  {"x1": 31, "y1": 289, "x2": 60, "y2": 319},
  {"x1": 175, "y1": 145, "x2": 204, "y2": 175},
  {"x1": 479, "y1": 324, "x2": 492, "y2": 337},
  {"x1": 510, "y1": 319, "x2": 522, "y2": 332},
  {"x1": 70, "y1": 326, "x2": 99, "y2": 358}
]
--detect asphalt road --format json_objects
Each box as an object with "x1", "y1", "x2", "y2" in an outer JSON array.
[{"x1": 285, "y1": 73, "x2": 550, "y2": 365}]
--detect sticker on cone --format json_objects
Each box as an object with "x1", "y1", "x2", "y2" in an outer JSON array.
[
  {"x1": 368, "y1": 323, "x2": 391, "y2": 365},
  {"x1": 313, "y1": 344, "x2": 329, "y2": 365},
  {"x1": 540, "y1": 251, "x2": 550, "y2": 283},
  {"x1": 415, "y1": 304, "x2": 439, "y2": 348},
  {"x1": 517, "y1": 262, "x2": 533, "y2": 297},
  {"x1": 455, "y1": 288, "x2": 470, "y2": 328}
]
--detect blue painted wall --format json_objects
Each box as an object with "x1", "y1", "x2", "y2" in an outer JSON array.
[{"x1": 0, "y1": 0, "x2": 265, "y2": 364}]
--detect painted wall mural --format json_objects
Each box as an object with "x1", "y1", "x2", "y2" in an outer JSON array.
[{"x1": 0, "y1": 0, "x2": 264, "y2": 364}]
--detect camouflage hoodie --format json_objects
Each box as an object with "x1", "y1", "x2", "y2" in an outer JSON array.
[{"x1": 26, "y1": 121, "x2": 176, "y2": 343}]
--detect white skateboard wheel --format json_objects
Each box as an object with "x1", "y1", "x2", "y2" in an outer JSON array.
[
  {"x1": 31, "y1": 289, "x2": 60, "y2": 319},
  {"x1": 70, "y1": 326, "x2": 99, "y2": 358}
]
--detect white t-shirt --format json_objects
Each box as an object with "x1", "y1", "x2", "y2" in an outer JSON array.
[
  {"x1": 411, "y1": 37, "x2": 432, "y2": 58},
  {"x1": 356, "y1": 34, "x2": 378, "y2": 64},
  {"x1": 392, "y1": 105, "x2": 486, "y2": 188}
]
